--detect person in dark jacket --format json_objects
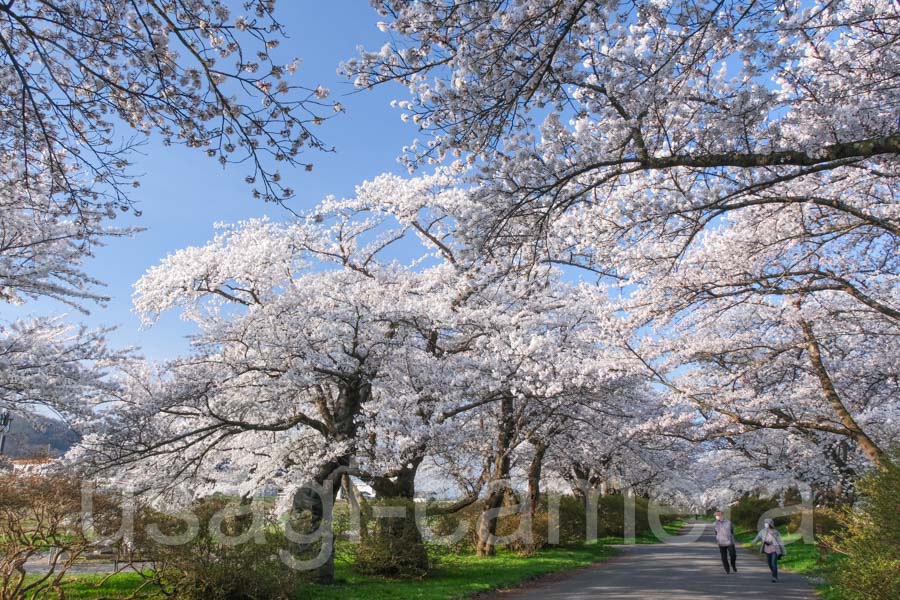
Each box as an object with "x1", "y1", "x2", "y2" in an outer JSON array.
[{"x1": 713, "y1": 511, "x2": 737, "y2": 573}]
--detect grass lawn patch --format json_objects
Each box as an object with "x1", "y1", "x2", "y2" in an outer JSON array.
[
  {"x1": 18, "y1": 572, "x2": 158, "y2": 600},
  {"x1": 299, "y1": 543, "x2": 618, "y2": 600},
  {"x1": 31, "y1": 544, "x2": 616, "y2": 600},
  {"x1": 35, "y1": 521, "x2": 696, "y2": 599}
]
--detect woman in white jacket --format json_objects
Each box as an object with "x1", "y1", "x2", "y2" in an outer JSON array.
[{"x1": 751, "y1": 519, "x2": 787, "y2": 582}]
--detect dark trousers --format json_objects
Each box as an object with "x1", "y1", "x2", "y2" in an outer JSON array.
[
  {"x1": 719, "y1": 544, "x2": 736, "y2": 572},
  {"x1": 766, "y1": 551, "x2": 779, "y2": 579}
]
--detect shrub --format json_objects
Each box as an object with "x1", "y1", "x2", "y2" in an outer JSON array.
[
  {"x1": 494, "y1": 496, "x2": 548, "y2": 556},
  {"x1": 140, "y1": 497, "x2": 301, "y2": 600},
  {"x1": 786, "y1": 506, "x2": 843, "y2": 536},
  {"x1": 729, "y1": 494, "x2": 784, "y2": 531},
  {"x1": 415, "y1": 492, "x2": 678, "y2": 559},
  {"x1": 499, "y1": 493, "x2": 661, "y2": 549},
  {"x1": 598, "y1": 494, "x2": 655, "y2": 538},
  {"x1": 424, "y1": 504, "x2": 478, "y2": 554},
  {"x1": 0, "y1": 473, "x2": 131, "y2": 600},
  {"x1": 826, "y1": 458, "x2": 900, "y2": 600},
  {"x1": 555, "y1": 495, "x2": 588, "y2": 545},
  {"x1": 354, "y1": 498, "x2": 429, "y2": 578}
]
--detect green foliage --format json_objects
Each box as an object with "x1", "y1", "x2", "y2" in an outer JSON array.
[
  {"x1": 139, "y1": 497, "x2": 301, "y2": 600},
  {"x1": 787, "y1": 506, "x2": 843, "y2": 538},
  {"x1": 353, "y1": 498, "x2": 429, "y2": 578},
  {"x1": 553, "y1": 494, "x2": 670, "y2": 544},
  {"x1": 729, "y1": 494, "x2": 784, "y2": 531},
  {"x1": 826, "y1": 459, "x2": 900, "y2": 600},
  {"x1": 48, "y1": 495, "x2": 684, "y2": 599},
  {"x1": 424, "y1": 504, "x2": 479, "y2": 555},
  {"x1": 553, "y1": 495, "x2": 588, "y2": 545},
  {"x1": 483, "y1": 493, "x2": 678, "y2": 552}
]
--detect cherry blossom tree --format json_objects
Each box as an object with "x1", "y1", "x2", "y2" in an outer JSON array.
[
  {"x1": 349, "y1": 0, "x2": 897, "y2": 192},
  {"x1": 79, "y1": 169, "x2": 667, "y2": 576},
  {"x1": 0, "y1": 167, "x2": 130, "y2": 424},
  {"x1": 2, "y1": 0, "x2": 336, "y2": 218},
  {"x1": 84, "y1": 209, "x2": 445, "y2": 580},
  {"x1": 640, "y1": 291, "x2": 897, "y2": 472},
  {"x1": 622, "y1": 194, "x2": 899, "y2": 469},
  {"x1": 347, "y1": 0, "x2": 899, "y2": 475},
  {"x1": 0, "y1": 317, "x2": 123, "y2": 425},
  {"x1": 0, "y1": 166, "x2": 132, "y2": 307},
  {"x1": 347, "y1": 0, "x2": 897, "y2": 291},
  {"x1": 78, "y1": 180, "x2": 484, "y2": 579},
  {"x1": 1, "y1": 0, "x2": 338, "y2": 429}
]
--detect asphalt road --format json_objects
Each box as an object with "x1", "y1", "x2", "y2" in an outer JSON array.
[{"x1": 488, "y1": 522, "x2": 815, "y2": 600}]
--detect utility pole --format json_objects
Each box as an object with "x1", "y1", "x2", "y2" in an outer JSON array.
[{"x1": 0, "y1": 410, "x2": 12, "y2": 455}]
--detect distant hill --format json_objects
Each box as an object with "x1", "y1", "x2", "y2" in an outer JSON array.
[{"x1": 1, "y1": 413, "x2": 78, "y2": 458}]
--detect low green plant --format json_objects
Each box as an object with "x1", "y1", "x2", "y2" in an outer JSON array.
[
  {"x1": 139, "y1": 497, "x2": 301, "y2": 600},
  {"x1": 729, "y1": 493, "x2": 785, "y2": 531},
  {"x1": 353, "y1": 498, "x2": 429, "y2": 578},
  {"x1": 825, "y1": 458, "x2": 900, "y2": 600}
]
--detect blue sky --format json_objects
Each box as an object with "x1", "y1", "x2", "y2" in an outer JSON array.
[{"x1": 1, "y1": 3, "x2": 423, "y2": 360}]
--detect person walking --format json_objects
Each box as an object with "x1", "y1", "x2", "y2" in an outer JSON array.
[
  {"x1": 713, "y1": 511, "x2": 737, "y2": 573},
  {"x1": 751, "y1": 519, "x2": 786, "y2": 582}
]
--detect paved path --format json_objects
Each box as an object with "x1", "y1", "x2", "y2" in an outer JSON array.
[
  {"x1": 22, "y1": 556, "x2": 150, "y2": 575},
  {"x1": 490, "y1": 522, "x2": 815, "y2": 599}
]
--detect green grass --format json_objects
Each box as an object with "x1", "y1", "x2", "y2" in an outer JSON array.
[
  {"x1": 24, "y1": 545, "x2": 616, "y2": 600},
  {"x1": 20, "y1": 520, "x2": 690, "y2": 599},
  {"x1": 734, "y1": 526, "x2": 848, "y2": 599},
  {"x1": 23, "y1": 543, "x2": 617, "y2": 600},
  {"x1": 301, "y1": 518, "x2": 683, "y2": 600},
  {"x1": 299, "y1": 543, "x2": 617, "y2": 600},
  {"x1": 15, "y1": 572, "x2": 158, "y2": 600}
]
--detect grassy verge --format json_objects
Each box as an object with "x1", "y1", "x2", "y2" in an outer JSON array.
[
  {"x1": 18, "y1": 572, "x2": 158, "y2": 600},
  {"x1": 301, "y1": 543, "x2": 617, "y2": 600},
  {"x1": 734, "y1": 526, "x2": 847, "y2": 599},
  {"x1": 27, "y1": 544, "x2": 615, "y2": 600},
  {"x1": 27, "y1": 520, "x2": 689, "y2": 599}
]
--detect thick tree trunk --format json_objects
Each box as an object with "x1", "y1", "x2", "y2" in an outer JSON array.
[
  {"x1": 289, "y1": 377, "x2": 370, "y2": 583},
  {"x1": 515, "y1": 441, "x2": 548, "y2": 552},
  {"x1": 525, "y1": 442, "x2": 547, "y2": 531},
  {"x1": 476, "y1": 395, "x2": 515, "y2": 557},
  {"x1": 797, "y1": 313, "x2": 885, "y2": 467},
  {"x1": 368, "y1": 454, "x2": 422, "y2": 500},
  {"x1": 475, "y1": 484, "x2": 507, "y2": 557},
  {"x1": 365, "y1": 454, "x2": 429, "y2": 574},
  {"x1": 290, "y1": 460, "x2": 344, "y2": 584}
]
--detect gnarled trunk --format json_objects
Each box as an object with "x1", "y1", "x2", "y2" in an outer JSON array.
[
  {"x1": 289, "y1": 377, "x2": 370, "y2": 583},
  {"x1": 289, "y1": 460, "x2": 345, "y2": 584}
]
